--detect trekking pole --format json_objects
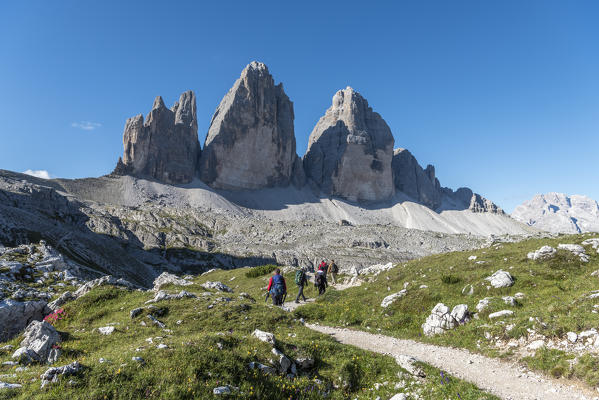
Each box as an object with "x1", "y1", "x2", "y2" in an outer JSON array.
[{"x1": 264, "y1": 291, "x2": 270, "y2": 303}]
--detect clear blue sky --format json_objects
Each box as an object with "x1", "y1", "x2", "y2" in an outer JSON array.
[{"x1": 1, "y1": 1, "x2": 597, "y2": 212}]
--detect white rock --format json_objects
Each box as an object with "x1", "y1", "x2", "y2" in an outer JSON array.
[
  {"x1": 395, "y1": 354, "x2": 425, "y2": 377},
  {"x1": 567, "y1": 332, "x2": 578, "y2": 343},
  {"x1": 488, "y1": 310, "x2": 514, "y2": 319},
  {"x1": 485, "y1": 270, "x2": 514, "y2": 288},
  {"x1": 502, "y1": 296, "x2": 517, "y2": 306},
  {"x1": 527, "y1": 246, "x2": 556, "y2": 261},
  {"x1": 252, "y1": 329, "x2": 275, "y2": 345},
  {"x1": 476, "y1": 297, "x2": 492, "y2": 312},
  {"x1": 527, "y1": 340, "x2": 545, "y2": 350},
  {"x1": 422, "y1": 303, "x2": 459, "y2": 336},
  {"x1": 468, "y1": 255, "x2": 477, "y2": 261},
  {"x1": 450, "y1": 304, "x2": 471, "y2": 324},
  {"x1": 0, "y1": 382, "x2": 22, "y2": 389},
  {"x1": 200, "y1": 281, "x2": 232, "y2": 293},
  {"x1": 152, "y1": 272, "x2": 192, "y2": 291},
  {"x1": 558, "y1": 243, "x2": 589, "y2": 262},
  {"x1": 381, "y1": 290, "x2": 407, "y2": 308},
  {"x1": 98, "y1": 326, "x2": 115, "y2": 335},
  {"x1": 389, "y1": 394, "x2": 407, "y2": 400}
]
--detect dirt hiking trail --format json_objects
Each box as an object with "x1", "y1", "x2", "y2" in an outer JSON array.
[{"x1": 308, "y1": 325, "x2": 599, "y2": 400}]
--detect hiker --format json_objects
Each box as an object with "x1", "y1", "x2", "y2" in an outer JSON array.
[
  {"x1": 315, "y1": 267, "x2": 327, "y2": 295},
  {"x1": 266, "y1": 268, "x2": 287, "y2": 306},
  {"x1": 294, "y1": 267, "x2": 308, "y2": 303},
  {"x1": 318, "y1": 259, "x2": 328, "y2": 272},
  {"x1": 328, "y1": 259, "x2": 338, "y2": 285}
]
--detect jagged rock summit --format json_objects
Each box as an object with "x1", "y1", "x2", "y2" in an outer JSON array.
[
  {"x1": 512, "y1": 193, "x2": 599, "y2": 233},
  {"x1": 114, "y1": 90, "x2": 200, "y2": 184},
  {"x1": 200, "y1": 61, "x2": 302, "y2": 190},
  {"x1": 303, "y1": 87, "x2": 395, "y2": 202},
  {"x1": 392, "y1": 147, "x2": 502, "y2": 213}
]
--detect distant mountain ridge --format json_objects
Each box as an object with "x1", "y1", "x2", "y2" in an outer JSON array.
[
  {"x1": 113, "y1": 61, "x2": 501, "y2": 214},
  {"x1": 511, "y1": 193, "x2": 599, "y2": 233}
]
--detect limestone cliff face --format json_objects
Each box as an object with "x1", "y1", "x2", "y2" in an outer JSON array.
[
  {"x1": 392, "y1": 148, "x2": 503, "y2": 213},
  {"x1": 116, "y1": 91, "x2": 200, "y2": 184},
  {"x1": 200, "y1": 61, "x2": 300, "y2": 190},
  {"x1": 303, "y1": 87, "x2": 395, "y2": 202},
  {"x1": 392, "y1": 148, "x2": 442, "y2": 210}
]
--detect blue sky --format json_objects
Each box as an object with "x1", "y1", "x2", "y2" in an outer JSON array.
[{"x1": 1, "y1": 1, "x2": 597, "y2": 212}]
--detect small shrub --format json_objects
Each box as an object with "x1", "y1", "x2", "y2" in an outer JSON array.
[
  {"x1": 440, "y1": 274, "x2": 461, "y2": 284},
  {"x1": 339, "y1": 357, "x2": 362, "y2": 392},
  {"x1": 245, "y1": 264, "x2": 278, "y2": 278}
]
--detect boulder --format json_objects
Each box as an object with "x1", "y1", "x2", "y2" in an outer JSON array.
[
  {"x1": 248, "y1": 361, "x2": 276, "y2": 375},
  {"x1": 0, "y1": 299, "x2": 50, "y2": 342},
  {"x1": 116, "y1": 90, "x2": 200, "y2": 184},
  {"x1": 152, "y1": 272, "x2": 192, "y2": 291},
  {"x1": 558, "y1": 243, "x2": 589, "y2": 262},
  {"x1": 582, "y1": 238, "x2": 599, "y2": 253},
  {"x1": 200, "y1": 61, "x2": 299, "y2": 190},
  {"x1": 40, "y1": 361, "x2": 81, "y2": 389},
  {"x1": 527, "y1": 246, "x2": 556, "y2": 261},
  {"x1": 485, "y1": 270, "x2": 514, "y2": 288},
  {"x1": 74, "y1": 276, "x2": 137, "y2": 298},
  {"x1": 47, "y1": 291, "x2": 74, "y2": 311},
  {"x1": 303, "y1": 87, "x2": 394, "y2": 202},
  {"x1": 12, "y1": 321, "x2": 61, "y2": 364},
  {"x1": 200, "y1": 281, "x2": 232, "y2": 293},
  {"x1": 252, "y1": 329, "x2": 275, "y2": 345},
  {"x1": 381, "y1": 290, "x2": 407, "y2": 308},
  {"x1": 271, "y1": 347, "x2": 292, "y2": 373},
  {"x1": 488, "y1": 310, "x2": 514, "y2": 319},
  {"x1": 98, "y1": 326, "x2": 115, "y2": 335},
  {"x1": 422, "y1": 303, "x2": 469, "y2": 336}
]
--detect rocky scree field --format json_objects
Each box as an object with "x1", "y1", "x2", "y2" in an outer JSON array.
[
  {"x1": 291, "y1": 233, "x2": 599, "y2": 390},
  {"x1": 0, "y1": 249, "x2": 498, "y2": 400}
]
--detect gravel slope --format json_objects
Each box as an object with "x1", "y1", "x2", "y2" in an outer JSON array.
[{"x1": 308, "y1": 325, "x2": 599, "y2": 400}]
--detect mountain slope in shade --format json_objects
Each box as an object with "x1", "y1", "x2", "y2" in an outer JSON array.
[{"x1": 511, "y1": 193, "x2": 599, "y2": 233}]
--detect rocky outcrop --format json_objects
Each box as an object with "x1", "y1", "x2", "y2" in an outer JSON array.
[
  {"x1": 200, "y1": 62, "x2": 299, "y2": 190},
  {"x1": 303, "y1": 87, "x2": 394, "y2": 202},
  {"x1": 512, "y1": 193, "x2": 599, "y2": 233},
  {"x1": 12, "y1": 321, "x2": 61, "y2": 364},
  {"x1": 0, "y1": 299, "x2": 49, "y2": 341},
  {"x1": 392, "y1": 148, "x2": 503, "y2": 213},
  {"x1": 116, "y1": 90, "x2": 200, "y2": 184},
  {"x1": 392, "y1": 148, "x2": 441, "y2": 209}
]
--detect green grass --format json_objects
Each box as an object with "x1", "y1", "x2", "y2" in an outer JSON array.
[
  {"x1": 285, "y1": 233, "x2": 599, "y2": 388},
  {"x1": 245, "y1": 264, "x2": 278, "y2": 278},
  {"x1": 0, "y1": 278, "x2": 497, "y2": 399}
]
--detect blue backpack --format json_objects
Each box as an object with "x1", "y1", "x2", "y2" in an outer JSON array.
[{"x1": 270, "y1": 274, "x2": 285, "y2": 297}]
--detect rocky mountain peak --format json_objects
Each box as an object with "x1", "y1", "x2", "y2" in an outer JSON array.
[
  {"x1": 512, "y1": 193, "x2": 599, "y2": 233},
  {"x1": 152, "y1": 96, "x2": 166, "y2": 110},
  {"x1": 200, "y1": 61, "x2": 301, "y2": 190},
  {"x1": 303, "y1": 87, "x2": 395, "y2": 202},
  {"x1": 114, "y1": 90, "x2": 200, "y2": 184}
]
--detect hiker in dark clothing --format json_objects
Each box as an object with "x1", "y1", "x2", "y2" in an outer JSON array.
[
  {"x1": 294, "y1": 267, "x2": 308, "y2": 303},
  {"x1": 315, "y1": 268, "x2": 328, "y2": 295},
  {"x1": 266, "y1": 268, "x2": 287, "y2": 306}
]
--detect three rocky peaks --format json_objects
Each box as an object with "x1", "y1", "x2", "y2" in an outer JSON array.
[{"x1": 115, "y1": 61, "x2": 500, "y2": 213}]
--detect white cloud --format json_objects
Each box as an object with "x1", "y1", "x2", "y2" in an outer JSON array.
[
  {"x1": 71, "y1": 121, "x2": 102, "y2": 131},
  {"x1": 23, "y1": 169, "x2": 52, "y2": 179}
]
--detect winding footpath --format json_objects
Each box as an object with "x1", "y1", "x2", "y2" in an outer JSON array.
[{"x1": 308, "y1": 324, "x2": 598, "y2": 400}]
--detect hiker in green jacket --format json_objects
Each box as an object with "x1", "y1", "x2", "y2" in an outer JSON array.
[{"x1": 294, "y1": 267, "x2": 308, "y2": 303}]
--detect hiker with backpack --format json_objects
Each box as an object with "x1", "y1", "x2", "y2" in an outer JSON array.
[
  {"x1": 315, "y1": 266, "x2": 328, "y2": 295},
  {"x1": 328, "y1": 259, "x2": 338, "y2": 285},
  {"x1": 294, "y1": 267, "x2": 308, "y2": 303},
  {"x1": 266, "y1": 268, "x2": 287, "y2": 306}
]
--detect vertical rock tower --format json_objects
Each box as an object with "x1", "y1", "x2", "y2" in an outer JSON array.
[
  {"x1": 200, "y1": 61, "x2": 300, "y2": 190},
  {"x1": 115, "y1": 90, "x2": 200, "y2": 184},
  {"x1": 303, "y1": 87, "x2": 395, "y2": 202}
]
